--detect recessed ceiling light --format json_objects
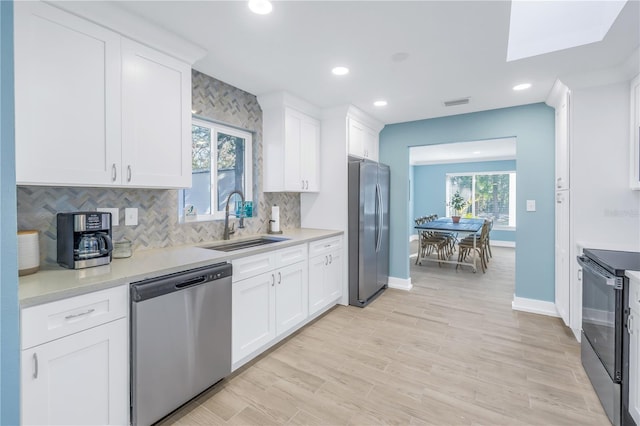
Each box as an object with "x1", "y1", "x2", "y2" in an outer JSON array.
[
  {"x1": 513, "y1": 83, "x2": 532, "y2": 91},
  {"x1": 248, "y1": 0, "x2": 272, "y2": 15},
  {"x1": 331, "y1": 66, "x2": 349, "y2": 76},
  {"x1": 373, "y1": 100, "x2": 387, "y2": 107}
]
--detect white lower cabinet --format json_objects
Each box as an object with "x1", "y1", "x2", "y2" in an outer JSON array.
[
  {"x1": 231, "y1": 244, "x2": 309, "y2": 367},
  {"x1": 232, "y1": 272, "x2": 277, "y2": 362},
  {"x1": 20, "y1": 286, "x2": 128, "y2": 426},
  {"x1": 308, "y1": 236, "x2": 343, "y2": 316},
  {"x1": 628, "y1": 275, "x2": 640, "y2": 424}
]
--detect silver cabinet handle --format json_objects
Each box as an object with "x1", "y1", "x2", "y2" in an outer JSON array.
[
  {"x1": 329, "y1": 254, "x2": 333, "y2": 264},
  {"x1": 557, "y1": 177, "x2": 562, "y2": 188},
  {"x1": 301, "y1": 180, "x2": 305, "y2": 190},
  {"x1": 306, "y1": 180, "x2": 309, "y2": 190},
  {"x1": 629, "y1": 315, "x2": 634, "y2": 335},
  {"x1": 278, "y1": 272, "x2": 282, "y2": 284},
  {"x1": 111, "y1": 164, "x2": 117, "y2": 182},
  {"x1": 127, "y1": 165, "x2": 132, "y2": 182},
  {"x1": 271, "y1": 274, "x2": 275, "y2": 286},
  {"x1": 33, "y1": 353, "x2": 38, "y2": 379},
  {"x1": 324, "y1": 256, "x2": 328, "y2": 266},
  {"x1": 65, "y1": 308, "x2": 95, "y2": 321}
]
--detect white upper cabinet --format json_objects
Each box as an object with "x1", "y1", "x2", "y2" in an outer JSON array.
[
  {"x1": 630, "y1": 74, "x2": 640, "y2": 190},
  {"x1": 121, "y1": 39, "x2": 191, "y2": 188},
  {"x1": 14, "y1": 1, "x2": 122, "y2": 186},
  {"x1": 348, "y1": 117, "x2": 379, "y2": 161},
  {"x1": 259, "y1": 92, "x2": 320, "y2": 193},
  {"x1": 555, "y1": 86, "x2": 571, "y2": 190},
  {"x1": 14, "y1": 1, "x2": 197, "y2": 188}
]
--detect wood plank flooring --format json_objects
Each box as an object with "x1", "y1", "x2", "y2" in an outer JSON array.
[{"x1": 157, "y1": 246, "x2": 609, "y2": 425}]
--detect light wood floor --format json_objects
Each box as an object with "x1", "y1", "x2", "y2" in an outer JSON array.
[{"x1": 157, "y1": 246, "x2": 609, "y2": 425}]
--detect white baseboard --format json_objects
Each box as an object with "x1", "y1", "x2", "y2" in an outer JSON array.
[
  {"x1": 409, "y1": 234, "x2": 419, "y2": 242},
  {"x1": 491, "y1": 240, "x2": 515, "y2": 248},
  {"x1": 511, "y1": 295, "x2": 559, "y2": 317},
  {"x1": 388, "y1": 276, "x2": 413, "y2": 291}
]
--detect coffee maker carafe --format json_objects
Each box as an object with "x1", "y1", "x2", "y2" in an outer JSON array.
[{"x1": 57, "y1": 212, "x2": 113, "y2": 269}]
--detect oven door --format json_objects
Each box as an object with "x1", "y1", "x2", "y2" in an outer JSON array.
[{"x1": 579, "y1": 255, "x2": 623, "y2": 382}]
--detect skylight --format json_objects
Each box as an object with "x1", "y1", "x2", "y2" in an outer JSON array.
[{"x1": 507, "y1": 0, "x2": 627, "y2": 62}]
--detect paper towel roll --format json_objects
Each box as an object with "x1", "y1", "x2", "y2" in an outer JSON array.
[
  {"x1": 271, "y1": 205, "x2": 280, "y2": 233},
  {"x1": 18, "y1": 230, "x2": 39, "y2": 276}
]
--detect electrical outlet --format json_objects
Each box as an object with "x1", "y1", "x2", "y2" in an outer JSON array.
[
  {"x1": 97, "y1": 207, "x2": 119, "y2": 226},
  {"x1": 526, "y1": 200, "x2": 536, "y2": 212},
  {"x1": 125, "y1": 208, "x2": 138, "y2": 226}
]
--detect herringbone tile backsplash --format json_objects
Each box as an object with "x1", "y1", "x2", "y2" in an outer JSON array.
[{"x1": 17, "y1": 71, "x2": 301, "y2": 265}]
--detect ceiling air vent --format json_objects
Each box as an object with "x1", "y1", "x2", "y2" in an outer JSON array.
[{"x1": 443, "y1": 97, "x2": 470, "y2": 107}]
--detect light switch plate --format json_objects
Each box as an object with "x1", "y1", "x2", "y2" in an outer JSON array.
[
  {"x1": 97, "y1": 207, "x2": 119, "y2": 226},
  {"x1": 526, "y1": 200, "x2": 536, "y2": 212},
  {"x1": 125, "y1": 208, "x2": 138, "y2": 226}
]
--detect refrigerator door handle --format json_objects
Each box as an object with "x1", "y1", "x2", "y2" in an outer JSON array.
[{"x1": 375, "y1": 183, "x2": 383, "y2": 253}]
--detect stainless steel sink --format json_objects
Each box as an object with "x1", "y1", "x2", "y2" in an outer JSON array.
[{"x1": 203, "y1": 236, "x2": 289, "y2": 252}]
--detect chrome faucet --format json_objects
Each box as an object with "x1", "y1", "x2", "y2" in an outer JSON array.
[{"x1": 223, "y1": 190, "x2": 245, "y2": 240}]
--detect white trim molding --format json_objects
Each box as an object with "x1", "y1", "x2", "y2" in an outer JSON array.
[
  {"x1": 388, "y1": 276, "x2": 413, "y2": 291},
  {"x1": 491, "y1": 240, "x2": 515, "y2": 248},
  {"x1": 512, "y1": 295, "x2": 560, "y2": 317}
]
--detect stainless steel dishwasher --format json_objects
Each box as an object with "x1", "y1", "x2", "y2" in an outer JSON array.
[{"x1": 130, "y1": 262, "x2": 232, "y2": 426}]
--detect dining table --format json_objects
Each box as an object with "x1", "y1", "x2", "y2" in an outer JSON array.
[{"x1": 414, "y1": 217, "x2": 485, "y2": 272}]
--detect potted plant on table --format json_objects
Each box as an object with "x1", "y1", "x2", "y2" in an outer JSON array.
[{"x1": 449, "y1": 191, "x2": 468, "y2": 224}]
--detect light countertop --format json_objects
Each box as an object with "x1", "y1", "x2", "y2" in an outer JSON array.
[
  {"x1": 628, "y1": 270, "x2": 640, "y2": 282},
  {"x1": 19, "y1": 228, "x2": 342, "y2": 308}
]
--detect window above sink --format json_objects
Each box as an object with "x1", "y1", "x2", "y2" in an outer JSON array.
[{"x1": 179, "y1": 118, "x2": 254, "y2": 222}]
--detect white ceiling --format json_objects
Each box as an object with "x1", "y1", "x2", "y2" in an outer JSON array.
[
  {"x1": 116, "y1": 0, "x2": 640, "y2": 125},
  {"x1": 409, "y1": 138, "x2": 516, "y2": 166}
]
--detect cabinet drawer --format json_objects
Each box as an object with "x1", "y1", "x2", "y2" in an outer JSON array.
[
  {"x1": 630, "y1": 276, "x2": 640, "y2": 314},
  {"x1": 309, "y1": 236, "x2": 343, "y2": 258},
  {"x1": 232, "y1": 252, "x2": 276, "y2": 282},
  {"x1": 275, "y1": 244, "x2": 307, "y2": 268},
  {"x1": 21, "y1": 285, "x2": 128, "y2": 350}
]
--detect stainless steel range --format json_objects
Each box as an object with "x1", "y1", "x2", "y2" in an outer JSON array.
[{"x1": 578, "y1": 249, "x2": 640, "y2": 426}]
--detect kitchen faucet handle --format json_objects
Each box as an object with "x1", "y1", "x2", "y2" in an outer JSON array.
[{"x1": 229, "y1": 222, "x2": 235, "y2": 235}]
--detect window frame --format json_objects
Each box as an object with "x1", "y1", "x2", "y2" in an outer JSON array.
[
  {"x1": 445, "y1": 170, "x2": 516, "y2": 230},
  {"x1": 180, "y1": 118, "x2": 253, "y2": 222}
]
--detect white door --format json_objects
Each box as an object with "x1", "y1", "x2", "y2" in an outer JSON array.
[
  {"x1": 308, "y1": 255, "x2": 327, "y2": 316},
  {"x1": 276, "y1": 262, "x2": 308, "y2": 336},
  {"x1": 555, "y1": 191, "x2": 570, "y2": 326},
  {"x1": 326, "y1": 249, "x2": 343, "y2": 301},
  {"x1": 14, "y1": 1, "x2": 121, "y2": 186},
  {"x1": 232, "y1": 272, "x2": 276, "y2": 363},
  {"x1": 21, "y1": 319, "x2": 128, "y2": 426},
  {"x1": 121, "y1": 39, "x2": 191, "y2": 188}
]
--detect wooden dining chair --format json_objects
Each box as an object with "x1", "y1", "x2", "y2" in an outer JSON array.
[{"x1": 456, "y1": 219, "x2": 490, "y2": 272}]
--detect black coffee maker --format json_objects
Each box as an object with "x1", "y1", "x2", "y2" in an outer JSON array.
[{"x1": 57, "y1": 212, "x2": 113, "y2": 269}]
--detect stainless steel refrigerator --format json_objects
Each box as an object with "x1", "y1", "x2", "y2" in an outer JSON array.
[{"x1": 348, "y1": 158, "x2": 390, "y2": 307}]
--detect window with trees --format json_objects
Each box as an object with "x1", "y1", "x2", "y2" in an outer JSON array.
[
  {"x1": 446, "y1": 171, "x2": 516, "y2": 229},
  {"x1": 180, "y1": 118, "x2": 253, "y2": 221}
]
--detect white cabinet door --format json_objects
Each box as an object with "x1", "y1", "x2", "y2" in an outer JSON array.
[
  {"x1": 283, "y1": 109, "x2": 303, "y2": 191},
  {"x1": 121, "y1": 39, "x2": 192, "y2": 188},
  {"x1": 282, "y1": 108, "x2": 319, "y2": 192},
  {"x1": 21, "y1": 318, "x2": 128, "y2": 426},
  {"x1": 326, "y1": 249, "x2": 343, "y2": 301},
  {"x1": 631, "y1": 75, "x2": 640, "y2": 190},
  {"x1": 14, "y1": 1, "x2": 121, "y2": 186},
  {"x1": 300, "y1": 116, "x2": 320, "y2": 191},
  {"x1": 348, "y1": 118, "x2": 379, "y2": 160},
  {"x1": 232, "y1": 272, "x2": 276, "y2": 363},
  {"x1": 555, "y1": 91, "x2": 570, "y2": 190},
  {"x1": 308, "y1": 255, "x2": 327, "y2": 316},
  {"x1": 555, "y1": 191, "x2": 570, "y2": 326},
  {"x1": 275, "y1": 261, "x2": 308, "y2": 336}
]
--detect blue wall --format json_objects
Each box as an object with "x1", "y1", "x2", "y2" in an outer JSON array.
[
  {"x1": 0, "y1": 1, "x2": 20, "y2": 423},
  {"x1": 411, "y1": 160, "x2": 516, "y2": 242},
  {"x1": 380, "y1": 103, "x2": 555, "y2": 302}
]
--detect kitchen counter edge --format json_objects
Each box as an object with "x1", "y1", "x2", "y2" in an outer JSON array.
[{"x1": 19, "y1": 228, "x2": 343, "y2": 308}]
